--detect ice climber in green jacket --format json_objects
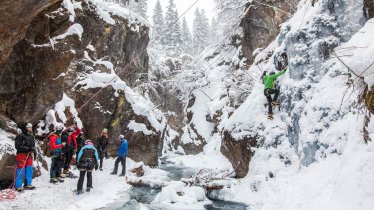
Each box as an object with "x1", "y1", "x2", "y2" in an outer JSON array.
[{"x1": 262, "y1": 67, "x2": 287, "y2": 119}]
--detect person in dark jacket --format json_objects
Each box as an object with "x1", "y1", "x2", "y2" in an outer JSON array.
[
  {"x1": 76, "y1": 140, "x2": 99, "y2": 195},
  {"x1": 61, "y1": 127, "x2": 76, "y2": 174},
  {"x1": 97, "y1": 128, "x2": 109, "y2": 171},
  {"x1": 50, "y1": 125, "x2": 66, "y2": 183},
  {"x1": 14, "y1": 123, "x2": 36, "y2": 191},
  {"x1": 76, "y1": 132, "x2": 85, "y2": 156},
  {"x1": 110, "y1": 135, "x2": 128, "y2": 176}
]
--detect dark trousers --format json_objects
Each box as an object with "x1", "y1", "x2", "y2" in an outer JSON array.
[
  {"x1": 98, "y1": 150, "x2": 105, "y2": 169},
  {"x1": 264, "y1": 88, "x2": 279, "y2": 114},
  {"x1": 77, "y1": 170, "x2": 92, "y2": 191},
  {"x1": 113, "y1": 157, "x2": 126, "y2": 174},
  {"x1": 64, "y1": 149, "x2": 73, "y2": 171},
  {"x1": 50, "y1": 156, "x2": 62, "y2": 178}
]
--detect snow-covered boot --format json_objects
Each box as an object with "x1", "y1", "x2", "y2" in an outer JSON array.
[
  {"x1": 119, "y1": 173, "x2": 125, "y2": 177},
  {"x1": 57, "y1": 177, "x2": 65, "y2": 183},
  {"x1": 76, "y1": 190, "x2": 83, "y2": 195},
  {"x1": 268, "y1": 113, "x2": 274, "y2": 120},
  {"x1": 50, "y1": 177, "x2": 58, "y2": 183},
  {"x1": 24, "y1": 185, "x2": 36, "y2": 190}
]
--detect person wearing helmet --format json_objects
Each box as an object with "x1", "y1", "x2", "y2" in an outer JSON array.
[
  {"x1": 97, "y1": 128, "x2": 109, "y2": 171},
  {"x1": 263, "y1": 67, "x2": 287, "y2": 120},
  {"x1": 49, "y1": 125, "x2": 66, "y2": 183},
  {"x1": 14, "y1": 123, "x2": 36, "y2": 191},
  {"x1": 76, "y1": 140, "x2": 99, "y2": 195},
  {"x1": 110, "y1": 135, "x2": 128, "y2": 176}
]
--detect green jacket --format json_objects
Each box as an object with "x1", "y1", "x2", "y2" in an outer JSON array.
[{"x1": 263, "y1": 68, "x2": 287, "y2": 89}]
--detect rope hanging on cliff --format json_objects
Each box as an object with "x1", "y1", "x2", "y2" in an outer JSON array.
[{"x1": 251, "y1": 0, "x2": 292, "y2": 15}]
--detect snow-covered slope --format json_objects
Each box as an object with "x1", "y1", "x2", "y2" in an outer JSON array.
[{"x1": 169, "y1": 0, "x2": 374, "y2": 209}]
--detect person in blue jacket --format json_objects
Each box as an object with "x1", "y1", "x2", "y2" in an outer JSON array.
[
  {"x1": 110, "y1": 135, "x2": 128, "y2": 176},
  {"x1": 76, "y1": 140, "x2": 99, "y2": 194}
]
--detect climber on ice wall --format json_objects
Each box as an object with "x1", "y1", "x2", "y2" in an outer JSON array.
[{"x1": 262, "y1": 52, "x2": 288, "y2": 120}]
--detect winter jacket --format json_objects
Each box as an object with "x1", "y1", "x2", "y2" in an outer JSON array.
[
  {"x1": 50, "y1": 134, "x2": 63, "y2": 157},
  {"x1": 98, "y1": 135, "x2": 108, "y2": 152},
  {"x1": 71, "y1": 127, "x2": 81, "y2": 147},
  {"x1": 61, "y1": 130, "x2": 77, "y2": 150},
  {"x1": 77, "y1": 144, "x2": 99, "y2": 170},
  {"x1": 118, "y1": 139, "x2": 128, "y2": 158},
  {"x1": 15, "y1": 131, "x2": 35, "y2": 154},
  {"x1": 263, "y1": 68, "x2": 287, "y2": 89},
  {"x1": 76, "y1": 134, "x2": 85, "y2": 152}
]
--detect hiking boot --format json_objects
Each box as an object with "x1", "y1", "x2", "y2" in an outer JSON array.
[
  {"x1": 99, "y1": 168, "x2": 103, "y2": 171},
  {"x1": 268, "y1": 113, "x2": 274, "y2": 120},
  {"x1": 50, "y1": 177, "x2": 58, "y2": 183},
  {"x1": 271, "y1": 101, "x2": 280, "y2": 106},
  {"x1": 16, "y1": 187, "x2": 24, "y2": 192},
  {"x1": 119, "y1": 173, "x2": 125, "y2": 177},
  {"x1": 86, "y1": 187, "x2": 92, "y2": 192},
  {"x1": 24, "y1": 185, "x2": 36, "y2": 190},
  {"x1": 57, "y1": 177, "x2": 65, "y2": 183},
  {"x1": 63, "y1": 169, "x2": 70, "y2": 174},
  {"x1": 110, "y1": 171, "x2": 117, "y2": 175},
  {"x1": 60, "y1": 173, "x2": 66, "y2": 178},
  {"x1": 76, "y1": 190, "x2": 83, "y2": 195}
]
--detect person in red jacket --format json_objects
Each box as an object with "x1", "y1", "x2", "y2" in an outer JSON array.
[
  {"x1": 71, "y1": 121, "x2": 82, "y2": 144},
  {"x1": 50, "y1": 125, "x2": 66, "y2": 183}
]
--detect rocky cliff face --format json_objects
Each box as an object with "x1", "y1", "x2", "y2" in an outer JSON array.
[
  {"x1": 0, "y1": 0, "x2": 164, "y2": 179},
  {"x1": 241, "y1": 0, "x2": 299, "y2": 64}
]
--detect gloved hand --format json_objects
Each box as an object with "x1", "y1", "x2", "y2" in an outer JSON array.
[{"x1": 95, "y1": 165, "x2": 98, "y2": 171}]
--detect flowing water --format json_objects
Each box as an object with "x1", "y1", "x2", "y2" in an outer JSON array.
[{"x1": 100, "y1": 164, "x2": 249, "y2": 210}]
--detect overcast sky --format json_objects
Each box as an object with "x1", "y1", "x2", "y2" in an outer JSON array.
[{"x1": 147, "y1": 0, "x2": 216, "y2": 27}]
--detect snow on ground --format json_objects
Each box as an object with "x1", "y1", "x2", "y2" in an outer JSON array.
[
  {"x1": 152, "y1": 181, "x2": 209, "y2": 210},
  {"x1": 166, "y1": 153, "x2": 232, "y2": 172},
  {"x1": 222, "y1": 126, "x2": 374, "y2": 210},
  {"x1": 1, "y1": 158, "x2": 146, "y2": 210}
]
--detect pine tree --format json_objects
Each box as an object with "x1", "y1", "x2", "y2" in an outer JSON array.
[
  {"x1": 152, "y1": 0, "x2": 164, "y2": 43},
  {"x1": 181, "y1": 17, "x2": 192, "y2": 53},
  {"x1": 164, "y1": 0, "x2": 182, "y2": 47},
  {"x1": 129, "y1": 0, "x2": 148, "y2": 19},
  {"x1": 192, "y1": 8, "x2": 210, "y2": 54}
]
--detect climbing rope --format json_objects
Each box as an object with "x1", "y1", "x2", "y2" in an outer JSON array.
[{"x1": 0, "y1": 152, "x2": 31, "y2": 201}]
